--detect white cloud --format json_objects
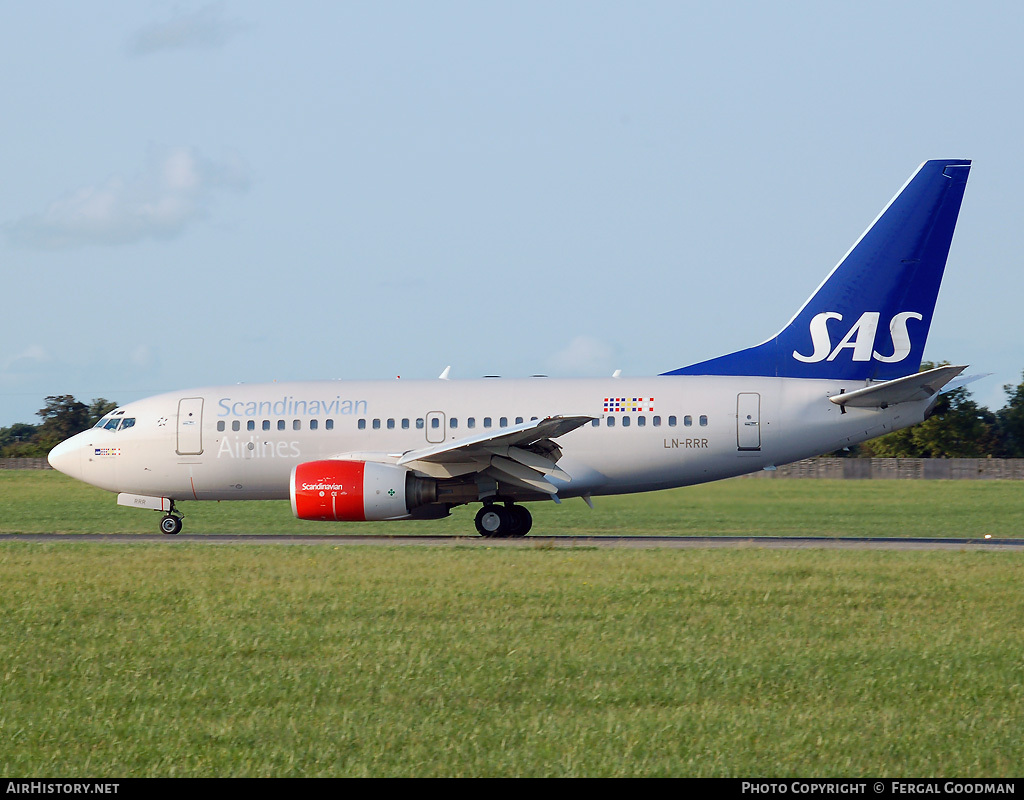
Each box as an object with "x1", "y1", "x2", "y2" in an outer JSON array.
[
  {"x1": 126, "y1": 3, "x2": 250, "y2": 56},
  {"x1": 5, "y1": 146, "x2": 249, "y2": 249},
  {"x1": 128, "y1": 345, "x2": 159, "y2": 370},
  {"x1": 546, "y1": 335, "x2": 617, "y2": 377},
  {"x1": 0, "y1": 346, "x2": 54, "y2": 388},
  {"x1": 3, "y1": 346, "x2": 51, "y2": 373}
]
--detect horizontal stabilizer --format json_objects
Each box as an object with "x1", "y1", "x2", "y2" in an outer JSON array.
[
  {"x1": 829, "y1": 365, "x2": 967, "y2": 409},
  {"x1": 942, "y1": 372, "x2": 991, "y2": 393}
]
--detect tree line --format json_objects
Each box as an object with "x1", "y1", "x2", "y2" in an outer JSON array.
[
  {"x1": 853, "y1": 368, "x2": 1024, "y2": 458},
  {"x1": 3, "y1": 366, "x2": 1024, "y2": 459},
  {"x1": 1, "y1": 396, "x2": 117, "y2": 458}
]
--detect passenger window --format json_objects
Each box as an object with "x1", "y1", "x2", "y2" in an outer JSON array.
[
  {"x1": 326, "y1": 419, "x2": 334, "y2": 430},
  {"x1": 293, "y1": 420, "x2": 301, "y2": 431},
  {"x1": 500, "y1": 417, "x2": 508, "y2": 427},
  {"x1": 232, "y1": 420, "x2": 240, "y2": 432},
  {"x1": 607, "y1": 417, "x2": 615, "y2": 427},
  {"x1": 669, "y1": 416, "x2": 677, "y2": 427},
  {"x1": 247, "y1": 420, "x2": 255, "y2": 431},
  {"x1": 358, "y1": 419, "x2": 366, "y2": 430},
  {"x1": 416, "y1": 418, "x2": 424, "y2": 429},
  {"x1": 637, "y1": 416, "x2": 646, "y2": 427},
  {"x1": 262, "y1": 420, "x2": 270, "y2": 431},
  {"x1": 467, "y1": 418, "x2": 476, "y2": 429},
  {"x1": 684, "y1": 415, "x2": 692, "y2": 427},
  {"x1": 653, "y1": 416, "x2": 661, "y2": 427},
  {"x1": 402, "y1": 419, "x2": 410, "y2": 430},
  {"x1": 278, "y1": 420, "x2": 286, "y2": 431},
  {"x1": 622, "y1": 416, "x2": 631, "y2": 427},
  {"x1": 484, "y1": 417, "x2": 492, "y2": 428},
  {"x1": 592, "y1": 419, "x2": 600, "y2": 427},
  {"x1": 217, "y1": 421, "x2": 225, "y2": 432},
  {"x1": 450, "y1": 418, "x2": 458, "y2": 429},
  {"x1": 387, "y1": 419, "x2": 395, "y2": 430},
  {"x1": 431, "y1": 418, "x2": 439, "y2": 429},
  {"x1": 310, "y1": 419, "x2": 319, "y2": 430},
  {"x1": 700, "y1": 415, "x2": 708, "y2": 426},
  {"x1": 515, "y1": 417, "x2": 523, "y2": 424},
  {"x1": 373, "y1": 419, "x2": 381, "y2": 430}
]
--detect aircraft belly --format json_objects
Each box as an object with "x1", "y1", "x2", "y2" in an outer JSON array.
[
  {"x1": 192, "y1": 455, "x2": 292, "y2": 500},
  {"x1": 560, "y1": 429, "x2": 732, "y2": 494}
]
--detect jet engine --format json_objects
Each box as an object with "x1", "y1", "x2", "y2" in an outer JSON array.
[{"x1": 290, "y1": 460, "x2": 436, "y2": 521}]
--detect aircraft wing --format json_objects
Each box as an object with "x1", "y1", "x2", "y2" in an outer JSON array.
[
  {"x1": 829, "y1": 365, "x2": 967, "y2": 409},
  {"x1": 394, "y1": 415, "x2": 594, "y2": 494}
]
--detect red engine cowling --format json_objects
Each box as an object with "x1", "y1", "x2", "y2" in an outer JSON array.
[{"x1": 290, "y1": 460, "x2": 435, "y2": 521}]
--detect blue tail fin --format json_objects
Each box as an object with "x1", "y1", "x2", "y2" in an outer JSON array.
[{"x1": 663, "y1": 159, "x2": 971, "y2": 380}]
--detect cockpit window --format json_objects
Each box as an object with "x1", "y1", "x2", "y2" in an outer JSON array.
[{"x1": 96, "y1": 416, "x2": 136, "y2": 431}]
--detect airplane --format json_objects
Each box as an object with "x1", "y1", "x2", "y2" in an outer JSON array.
[{"x1": 48, "y1": 159, "x2": 972, "y2": 537}]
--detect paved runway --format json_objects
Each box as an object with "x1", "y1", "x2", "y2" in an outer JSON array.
[{"x1": 2, "y1": 533, "x2": 1023, "y2": 550}]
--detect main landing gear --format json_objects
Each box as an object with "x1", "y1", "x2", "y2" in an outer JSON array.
[
  {"x1": 474, "y1": 503, "x2": 533, "y2": 538},
  {"x1": 160, "y1": 501, "x2": 183, "y2": 535}
]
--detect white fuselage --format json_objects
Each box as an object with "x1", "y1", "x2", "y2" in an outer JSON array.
[{"x1": 49, "y1": 374, "x2": 925, "y2": 504}]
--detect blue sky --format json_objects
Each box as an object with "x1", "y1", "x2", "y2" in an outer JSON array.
[{"x1": 2, "y1": 1, "x2": 1022, "y2": 426}]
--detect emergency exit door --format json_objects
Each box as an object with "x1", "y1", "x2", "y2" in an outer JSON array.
[
  {"x1": 737, "y1": 393, "x2": 761, "y2": 451},
  {"x1": 425, "y1": 411, "x2": 446, "y2": 444}
]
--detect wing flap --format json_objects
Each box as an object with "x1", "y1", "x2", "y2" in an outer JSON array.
[
  {"x1": 484, "y1": 445, "x2": 572, "y2": 482},
  {"x1": 487, "y1": 456, "x2": 558, "y2": 495},
  {"x1": 396, "y1": 415, "x2": 592, "y2": 492},
  {"x1": 397, "y1": 415, "x2": 592, "y2": 465}
]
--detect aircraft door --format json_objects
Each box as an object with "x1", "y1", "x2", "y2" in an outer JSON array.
[
  {"x1": 177, "y1": 397, "x2": 204, "y2": 455},
  {"x1": 425, "y1": 411, "x2": 446, "y2": 444},
  {"x1": 737, "y1": 393, "x2": 761, "y2": 451}
]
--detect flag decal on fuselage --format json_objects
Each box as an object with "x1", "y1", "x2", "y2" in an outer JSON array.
[{"x1": 603, "y1": 397, "x2": 655, "y2": 413}]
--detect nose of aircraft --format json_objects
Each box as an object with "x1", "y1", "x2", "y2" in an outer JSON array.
[{"x1": 48, "y1": 434, "x2": 84, "y2": 481}]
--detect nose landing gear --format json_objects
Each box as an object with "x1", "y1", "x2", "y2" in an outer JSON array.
[
  {"x1": 160, "y1": 501, "x2": 183, "y2": 535},
  {"x1": 474, "y1": 503, "x2": 532, "y2": 538}
]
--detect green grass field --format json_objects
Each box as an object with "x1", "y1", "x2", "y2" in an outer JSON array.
[
  {"x1": 3, "y1": 470, "x2": 1024, "y2": 537},
  {"x1": 1, "y1": 472, "x2": 1023, "y2": 776}
]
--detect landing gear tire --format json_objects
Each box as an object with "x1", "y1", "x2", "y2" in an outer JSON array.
[
  {"x1": 475, "y1": 505, "x2": 510, "y2": 537},
  {"x1": 474, "y1": 504, "x2": 532, "y2": 537},
  {"x1": 507, "y1": 504, "x2": 532, "y2": 537},
  {"x1": 160, "y1": 514, "x2": 183, "y2": 535}
]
